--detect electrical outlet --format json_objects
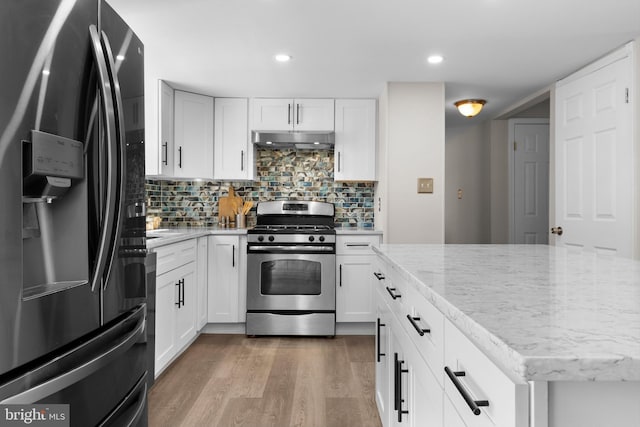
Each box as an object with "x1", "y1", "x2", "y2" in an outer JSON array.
[{"x1": 417, "y1": 178, "x2": 433, "y2": 194}]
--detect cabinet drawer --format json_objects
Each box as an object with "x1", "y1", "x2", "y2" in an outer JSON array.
[
  {"x1": 401, "y1": 283, "x2": 445, "y2": 386},
  {"x1": 336, "y1": 235, "x2": 380, "y2": 255},
  {"x1": 444, "y1": 319, "x2": 529, "y2": 427},
  {"x1": 154, "y1": 239, "x2": 197, "y2": 276}
]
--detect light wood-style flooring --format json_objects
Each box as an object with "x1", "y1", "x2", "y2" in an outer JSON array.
[{"x1": 148, "y1": 334, "x2": 382, "y2": 427}]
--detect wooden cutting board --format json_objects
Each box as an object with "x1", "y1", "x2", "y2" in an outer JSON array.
[{"x1": 218, "y1": 186, "x2": 243, "y2": 221}]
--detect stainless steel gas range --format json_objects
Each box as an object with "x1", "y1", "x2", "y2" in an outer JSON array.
[{"x1": 246, "y1": 201, "x2": 336, "y2": 336}]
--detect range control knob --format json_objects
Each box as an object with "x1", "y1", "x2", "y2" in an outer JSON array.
[
  {"x1": 268, "y1": 235, "x2": 275, "y2": 242},
  {"x1": 257, "y1": 236, "x2": 264, "y2": 242},
  {"x1": 319, "y1": 236, "x2": 325, "y2": 242},
  {"x1": 308, "y1": 236, "x2": 315, "y2": 242}
]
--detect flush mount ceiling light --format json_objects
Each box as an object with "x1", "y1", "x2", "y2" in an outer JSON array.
[
  {"x1": 427, "y1": 55, "x2": 444, "y2": 64},
  {"x1": 274, "y1": 54, "x2": 291, "y2": 62},
  {"x1": 454, "y1": 99, "x2": 487, "y2": 118}
]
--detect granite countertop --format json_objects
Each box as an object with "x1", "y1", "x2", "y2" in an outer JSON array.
[
  {"x1": 374, "y1": 244, "x2": 640, "y2": 382},
  {"x1": 146, "y1": 226, "x2": 247, "y2": 249}
]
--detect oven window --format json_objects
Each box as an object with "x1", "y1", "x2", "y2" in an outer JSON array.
[{"x1": 260, "y1": 260, "x2": 322, "y2": 295}]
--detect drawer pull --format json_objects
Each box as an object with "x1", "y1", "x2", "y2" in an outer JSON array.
[
  {"x1": 386, "y1": 286, "x2": 401, "y2": 300},
  {"x1": 444, "y1": 366, "x2": 489, "y2": 416},
  {"x1": 376, "y1": 318, "x2": 386, "y2": 362},
  {"x1": 345, "y1": 243, "x2": 370, "y2": 247},
  {"x1": 373, "y1": 272, "x2": 385, "y2": 280},
  {"x1": 406, "y1": 315, "x2": 430, "y2": 336}
]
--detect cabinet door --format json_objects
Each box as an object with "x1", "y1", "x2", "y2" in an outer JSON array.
[
  {"x1": 207, "y1": 235, "x2": 240, "y2": 322},
  {"x1": 214, "y1": 98, "x2": 252, "y2": 180},
  {"x1": 334, "y1": 99, "x2": 377, "y2": 181},
  {"x1": 293, "y1": 99, "x2": 334, "y2": 131},
  {"x1": 155, "y1": 268, "x2": 180, "y2": 376},
  {"x1": 174, "y1": 90, "x2": 214, "y2": 179},
  {"x1": 251, "y1": 98, "x2": 293, "y2": 131},
  {"x1": 174, "y1": 262, "x2": 197, "y2": 351},
  {"x1": 406, "y1": 346, "x2": 443, "y2": 426},
  {"x1": 336, "y1": 254, "x2": 375, "y2": 322},
  {"x1": 196, "y1": 237, "x2": 208, "y2": 330},
  {"x1": 158, "y1": 80, "x2": 174, "y2": 176},
  {"x1": 376, "y1": 305, "x2": 393, "y2": 427}
]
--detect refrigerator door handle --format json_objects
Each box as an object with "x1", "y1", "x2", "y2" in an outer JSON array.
[
  {"x1": 98, "y1": 30, "x2": 127, "y2": 290},
  {"x1": 88, "y1": 25, "x2": 119, "y2": 293},
  {"x1": 97, "y1": 373, "x2": 147, "y2": 427},
  {"x1": 0, "y1": 305, "x2": 146, "y2": 404}
]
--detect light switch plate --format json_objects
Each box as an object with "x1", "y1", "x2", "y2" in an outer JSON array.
[{"x1": 417, "y1": 178, "x2": 433, "y2": 194}]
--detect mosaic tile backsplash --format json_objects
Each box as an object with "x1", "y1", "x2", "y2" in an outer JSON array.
[{"x1": 146, "y1": 149, "x2": 375, "y2": 228}]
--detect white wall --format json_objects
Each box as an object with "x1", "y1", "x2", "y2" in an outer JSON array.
[
  {"x1": 634, "y1": 36, "x2": 640, "y2": 258},
  {"x1": 378, "y1": 82, "x2": 445, "y2": 243},
  {"x1": 489, "y1": 120, "x2": 509, "y2": 243},
  {"x1": 142, "y1": 47, "x2": 163, "y2": 176},
  {"x1": 445, "y1": 124, "x2": 491, "y2": 243}
]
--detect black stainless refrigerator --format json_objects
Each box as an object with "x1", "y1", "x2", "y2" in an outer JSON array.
[{"x1": 0, "y1": 1, "x2": 149, "y2": 425}]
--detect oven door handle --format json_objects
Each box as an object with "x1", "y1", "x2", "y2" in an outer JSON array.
[{"x1": 248, "y1": 245, "x2": 335, "y2": 253}]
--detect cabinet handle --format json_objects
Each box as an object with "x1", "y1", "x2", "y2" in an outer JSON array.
[
  {"x1": 232, "y1": 244, "x2": 235, "y2": 267},
  {"x1": 406, "y1": 315, "x2": 430, "y2": 336},
  {"x1": 162, "y1": 142, "x2": 168, "y2": 165},
  {"x1": 180, "y1": 278, "x2": 185, "y2": 307},
  {"x1": 337, "y1": 151, "x2": 341, "y2": 172},
  {"x1": 373, "y1": 272, "x2": 385, "y2": 280},
  {"x1": 287, "y1": 103, "x2": 291, "y2": 125},
  {"x1": 175, "y1": 281, "x2": 181, "y2": 307},
  {"x1": 339, "y1": 264, "x2": 342, "y2": 287},
  {"x1": 386, "y1": 286, "x2": 401, "y2": 300},
  {"x1": 241, "y1": 150, "x2": 244, "y2": 171},
  {"x1": 394, "y1": 353, "x2": 409, "y2": 422},
  {"x1": 376, "y1": 318, "x2": 386, "y2": 362},
  {"x1": 178, "y1": 146, "x2": 183, "y2": 168},
  {"x1": 346, "y1": 243, "x2": 370, "y2": 247},
  {"x1": 444, "y1": 366, "x2": 489, "y2": 416},
  {"x1": 296, "y1": 103, "x2": 300, "y2": 125}
]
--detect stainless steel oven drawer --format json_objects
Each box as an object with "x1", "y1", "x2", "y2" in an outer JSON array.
[{"x1": 246, "y1": 312, "x2": 335, "y2": 336}]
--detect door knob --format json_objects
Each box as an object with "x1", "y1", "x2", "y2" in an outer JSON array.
[{"x1": 550, "y1": 226, "x2": 563, "y2": 236}]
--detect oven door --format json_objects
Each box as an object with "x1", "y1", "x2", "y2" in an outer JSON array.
[{"x1": 247, "y1": 251, "x2": 336, "y2": 311}]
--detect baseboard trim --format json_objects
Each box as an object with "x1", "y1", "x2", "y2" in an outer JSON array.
[{"x1": 199, "y1": 322, "x2": 374, "y2": 336}]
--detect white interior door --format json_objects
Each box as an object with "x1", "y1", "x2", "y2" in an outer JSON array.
[
  {"x1": 554, "y1": 46, "x2": 633, "y2": 257},
  {"x1": 512, "y1": 120, "x2": 550, "y2": 244}
]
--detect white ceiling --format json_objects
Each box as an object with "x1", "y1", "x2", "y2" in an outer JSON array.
[{"x1": 108, "y1": 0, "x2": 640, "y2": 127}]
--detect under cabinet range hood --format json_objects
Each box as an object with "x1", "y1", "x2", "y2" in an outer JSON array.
[{"x1": 251, "y1": 130, "x2": 335, "y2": 150}]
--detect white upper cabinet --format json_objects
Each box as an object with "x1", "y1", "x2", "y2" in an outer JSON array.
[
  {"x1": 158, "y1": 80, "x2": 174, "y2": 176},
  {"x1": 251, "y1": 98, "x2": 334, "y2": 131},
  {"x1": 214, "y1": 98, "x2": 254, "y2": 180},
  {"x1": 334, "y1": 99, "x2": 377, "y2": 181},
  {"x1": 173, "y1": 90, "x2": 214, "y2": 179}
]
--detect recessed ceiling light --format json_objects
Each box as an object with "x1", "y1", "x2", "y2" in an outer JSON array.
[
  {"x1": 275, "y1": 54, "x2": 291, "y2": 62},
  {"x1": 42, "y1": 69, "x2": 50, "y2": 76},
  {"x1": 116, "y1": 55, "x2": 125, "y2": 61},
  {"x1": 266, "y1": 141, "x2": 273, "y2": 145},
  {"x1": 427, "y1": 55, "x2": 444, "y2": 64}
]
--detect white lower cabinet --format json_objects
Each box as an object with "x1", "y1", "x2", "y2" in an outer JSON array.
[
  {"x1": 196, "y1": 236, "x2": 208, "y2": 330},
  {"x1": 374, "y1": 254, "x2": 527, "y2": 427},
  {"x1": 336, "y1": 234, "x2": 381, "y2": 323},
  {"x1": 154, "y1": 239, "x2": 197, "y2": 377},
  {"x1": 207, "y1": 235, "x2": 246, "y2": 323}
]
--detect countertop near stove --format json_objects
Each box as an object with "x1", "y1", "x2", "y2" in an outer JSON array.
[
  {"x1": 335, "y1": 228, "x2": 383, "y2": 236},
  {"x1": 375, "y1": 244, "x2": 640, "y2": 382},
  {"x1": 146, "y1": 227, "x2": 247, "y2": 250}
]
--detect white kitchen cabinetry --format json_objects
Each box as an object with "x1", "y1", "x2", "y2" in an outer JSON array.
[
  {"x1": 158, "y1": 80, "x2": 174, "y2": 176},
  {"x1": 173, "y1": 90, "x2": 214, "y2": 179},
  {"x1": 196, "y1": 236, "x2": 208, "y2": 330},
  {"x1": 336, "y1": 234, "x2": 381, "y2": 323},
  {"x1": 207, "y1": 235, "x2": 246, "y2": 323},
  {"x1": 154, "y1": 239, "x2": 197, "y2": 377},
  {"x1": 251, "y1": 98, "x2": 334, "y2": 131},
  {"x1": 334, "y1": 99, "x2": 377, "y2": 181},
  {"x1": 214, "y1": 98, "x2": 254, "y2": 180},
  {"x1": 374, "y1": 253, "x2": 529, "y2": 427}
]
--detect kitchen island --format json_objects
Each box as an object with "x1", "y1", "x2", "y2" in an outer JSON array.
[{"x1": 373, "y1": 244, "x2": 640, "y2": 427}]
